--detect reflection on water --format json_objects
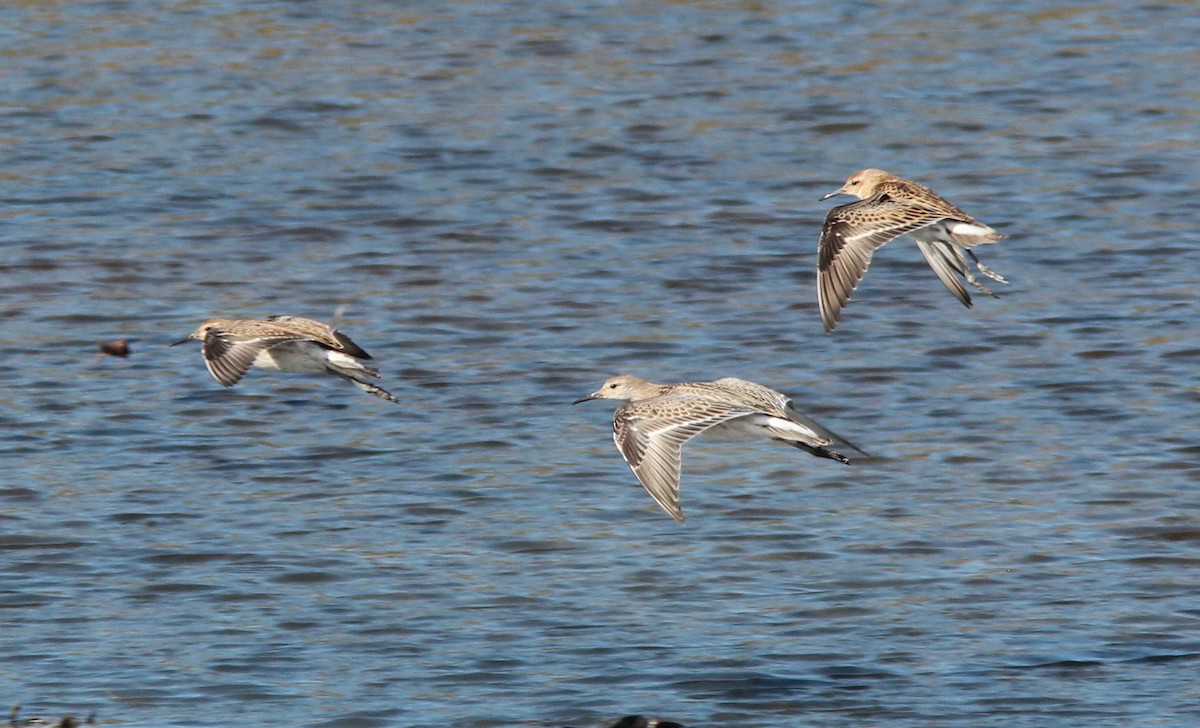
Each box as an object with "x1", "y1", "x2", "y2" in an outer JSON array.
[{"x1": 3, "y1": 1, "x2": 1199, "y2": 726}]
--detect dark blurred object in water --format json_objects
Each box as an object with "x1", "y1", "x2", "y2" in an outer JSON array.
[
  {"x1": 98, "y1": 339, "x2": 130, "y2": 357},
  {"x1": 561, "y1": 716, "x2": 686, "y2": 728},
  {"x1": 609, "y1": 717, "x2": 685, "y2": 728},
  {"x1": 8, "y1": 702, "x2": 96, "y2": 727}
]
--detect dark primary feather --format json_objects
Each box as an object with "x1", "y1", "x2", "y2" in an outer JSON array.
[
  {"x1": 202, "y1": 331, "x2": 290, "y2": 386},
  {"x1": 915, "y1": 240, "x2": 973, "y2": 307},
  {"x1": 331, "y1": 329, "x2": 371, "y2": 359}
]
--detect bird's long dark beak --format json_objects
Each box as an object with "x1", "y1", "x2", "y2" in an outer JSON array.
[
  {"x1": 572, "y1": 394, "x2": 597, "y2": 405},
  {"x1": 169, "y1": 336, "x2": 192, "y2": 347},
  {"x1": 819, "y1": 189, "x2": 846, "y2": 201}
]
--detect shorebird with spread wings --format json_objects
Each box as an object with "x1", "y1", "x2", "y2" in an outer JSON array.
[
  {"x1": 575, "y1": 375, "x2": 860, "y2": 522},
  {"x1": 818, "y1": 168, "x2": 1009, "y2": 332}
]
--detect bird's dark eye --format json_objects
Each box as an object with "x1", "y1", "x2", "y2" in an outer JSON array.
[{"x1": 609, "y1": 383, "x2": 618, "y2": 389}]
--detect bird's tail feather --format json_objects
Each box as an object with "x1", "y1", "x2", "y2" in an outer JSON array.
[{"x1": 784, "y1": 406, "x2": 868, "y2": 456}]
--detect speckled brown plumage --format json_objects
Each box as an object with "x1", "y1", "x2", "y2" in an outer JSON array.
[
  {"x1": 818, "y1": 168, "x2": 1008, "y2": 332},
  {"x1": 172, "y1": 315, "x2": 398, "y2": 403},
  {"x1": 575, "y1": 375, "x2": 857, "y2": 522}
]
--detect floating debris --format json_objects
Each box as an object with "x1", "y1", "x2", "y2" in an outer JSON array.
[
  {"x1": 8, "y1": 702, "x2": 96, "y2": 727},
  {"x1": 98, "y1": 339, "x2": 131, "y2": 357}
]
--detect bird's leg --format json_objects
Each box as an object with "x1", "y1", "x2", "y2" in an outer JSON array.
[
  {"x1": 966, "y1": 249, "x2": 1009, "y2": 284},
  {"x1": 955, "y1": 247, "x2": 997, "y2": 297},
  {"x1": 327, "y1": 368, "x2": 400, "y2": 403}
]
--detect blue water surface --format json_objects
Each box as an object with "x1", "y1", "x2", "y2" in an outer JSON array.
[{"x1": 2, "y1": 2, "x2": 1198, "y2": 726}]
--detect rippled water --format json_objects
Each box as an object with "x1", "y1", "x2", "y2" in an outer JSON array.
[{"x1": 3, "y1": 1, "x2": 1199, "y2": 726}]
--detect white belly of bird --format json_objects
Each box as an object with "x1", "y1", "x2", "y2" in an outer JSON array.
[
  {"x1": 913, "y1": 220, "x2": 998, "y2": 246},
  {"x1": 254, "y1": 342, "x2": 333, "y2": 375}
]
